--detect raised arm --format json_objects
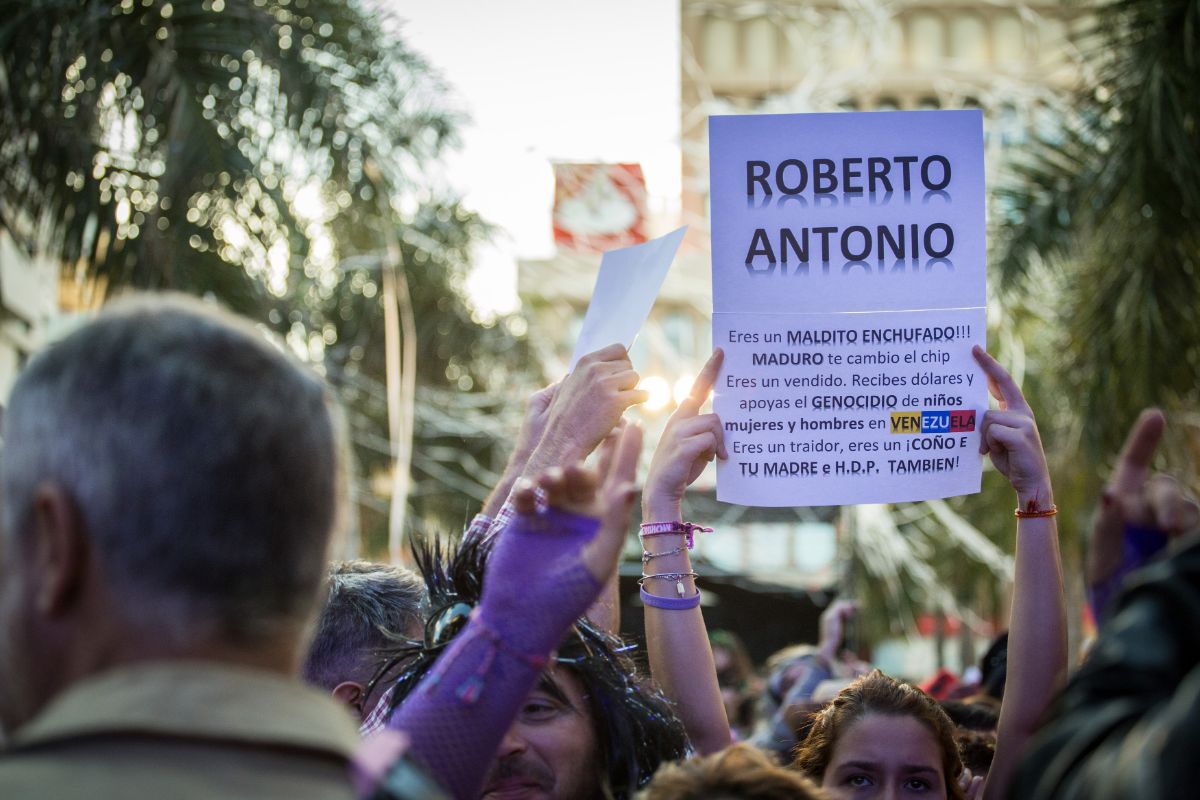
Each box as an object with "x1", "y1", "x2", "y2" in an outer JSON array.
[
  {"x1": 1086, "y1": 409, "x2": 1198, "y2": 620},
  {"x1": 387, "y1": 426, "x2": 643, "y2": 799},
  {"x1": 479, "y1": 383, "x2": 558, "y2": 519},
  {"x1": 641, "y1": 348, "x2": 732, "y2": 755},
  {"x1": 971, "y1": 346, "x2": 1066, "y2": 800},
  {"x1": 584, "y1": 424, "x2": 628, "y2": 633},
  {"x1": 479, "y1": 344, "x2": 645, "y2": 632},
  {"x1": 1012, "y1": 410, "x2": 1200, "y2": 799}
]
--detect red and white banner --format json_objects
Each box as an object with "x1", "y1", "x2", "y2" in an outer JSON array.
[{"x1": 552, "y1": 163, "x2": 647, "y2": 253}]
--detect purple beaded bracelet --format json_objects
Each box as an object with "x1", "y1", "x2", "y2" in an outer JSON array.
[
  {"x1": 640, "y1": 585, "x2": 701, "y2": 610},
  {"x1": 639, "y1": 521, "x2": 714, "y2": 549}
]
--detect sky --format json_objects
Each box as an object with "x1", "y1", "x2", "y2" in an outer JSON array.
[{"x1": 390, "y1": 0, "x2": 682, "y2": 315}]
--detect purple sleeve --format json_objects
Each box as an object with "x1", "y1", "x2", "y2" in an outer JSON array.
[
  {"x1": 1088, "y1": 523, "x2": 1168, "y2": 622},
  {"x1": 387, "y1": 507, "x2": 602, "y2": 800}
]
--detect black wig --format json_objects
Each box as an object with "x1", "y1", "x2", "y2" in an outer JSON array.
[{"x1": 367, "y1": 531, "x2": 690, "y2": 799}]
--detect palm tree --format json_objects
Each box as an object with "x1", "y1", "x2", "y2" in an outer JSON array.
[
  {"x1": 0, "y1": 0, "x2": 539, "y2": 555},
  {"x1": 994, "y1": 0, "x2": 1200, "y2": 468}
]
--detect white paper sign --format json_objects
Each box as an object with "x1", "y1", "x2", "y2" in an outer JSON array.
[
  {"x1": 569, "y1": 225, "x2": 687, "y2": 370},
  {"x1": 709, "y1": 111, "x2": 987, "y2": 506}
]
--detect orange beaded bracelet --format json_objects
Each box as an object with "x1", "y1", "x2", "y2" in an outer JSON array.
[{"x1": 1014, "y1": 505, "x2": 1057, "y2": 518}]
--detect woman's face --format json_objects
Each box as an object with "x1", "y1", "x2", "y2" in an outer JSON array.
[{"x1": 821, "y1": 713, "x2": 947, "y2": 799}]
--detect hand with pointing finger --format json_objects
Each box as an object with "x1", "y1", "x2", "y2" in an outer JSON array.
[
  {"x1": 972, "y1": 346, "x2": 1053, "y2": 510},
  {"x1": 1087, "y1": 409, "x2": 1200, "y2": 617},
  {"x1": 644, "y1": 348, "x2": 728, "y2": 521}
]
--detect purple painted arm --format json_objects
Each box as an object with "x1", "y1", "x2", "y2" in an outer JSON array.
[
  {"x1": 1087, "y1": 523, "x2": 1168, "y2": 622},
  {"x1": 387, "y1": 507, "x2": 601, "y2": 800}
]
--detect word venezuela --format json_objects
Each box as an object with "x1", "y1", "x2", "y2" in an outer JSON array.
[{"x1": 743, "y1": 155, "x2": 955, "y2": 266}]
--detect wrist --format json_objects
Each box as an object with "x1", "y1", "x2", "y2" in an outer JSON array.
[
  {"x1": 642, "y1": 534, "x2": 691, "y2": 558},
  {"x1": 1016, "y1": 484, "x2": 1054, "y2": 510},
  {"x1": 639, "y1": 520, "x2": 713, "y2": 551},
  {"x1": 505, "y1": 446, "x2": 535, "y2": 474},
  {"x1": 642, "y1": 497, "x2": 683, "y2": 522},
  {"x1": 524, "y1": 436, "x2": 585, "y2": 477}
]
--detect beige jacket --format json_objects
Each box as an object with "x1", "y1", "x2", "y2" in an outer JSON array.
[{"x1": 0, "y1": 661, "x2": 361, "y2": 799}]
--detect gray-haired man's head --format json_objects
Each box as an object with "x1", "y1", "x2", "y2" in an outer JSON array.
[
  {"x1": 0, "y1": 293, "x2": 342, "y2": 733},
  {"x1": 304, "y1": 560, "x2": 426, "y2": 718}
]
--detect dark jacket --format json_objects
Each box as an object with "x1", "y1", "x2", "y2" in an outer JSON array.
[{"x1": 1012, "y1": 536, "x2": 1200, "y2": 799}]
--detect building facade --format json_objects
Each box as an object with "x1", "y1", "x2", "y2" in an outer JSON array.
[
  {"x1": 0, "y1": 233, "x2": 60, "y2": 402},
  {"x1": 517, "y1": 1, "x2": 1090, "y2": 666},
  {"x1": 681, "y1": 0, "x2": 1092, "y2": 231}
]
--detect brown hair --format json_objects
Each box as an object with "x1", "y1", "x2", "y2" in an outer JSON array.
[
  {"x1": 793, "y1": 670, "x2": 965, "y2": 800},
  {"x1": 638, "y1": 744, "x2": 830, "y2": 800},
  {"x1": 956, "y1": 729, "x2": 996, "y2": 778},
  {"x1": 710, "y1": 629, "x2": 755, "y2": 689}
]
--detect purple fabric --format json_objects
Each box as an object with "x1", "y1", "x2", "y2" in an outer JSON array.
[
  {"x1": 1088, "y1": 523, "x2": 1169, "y2": 622},
  {"x1": 387, "y1": 506, "x2": 602, "y2": 800},
  {"x1": 640, "y1": 585, "x2": 701, "y2": 610}
]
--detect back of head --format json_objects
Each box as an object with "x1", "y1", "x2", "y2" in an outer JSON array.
[
  {"x1": 940, "y1": 699, "x2": 1000, "y2": 732},
  {"x1": 1, "y1": 293, "x2": 341, "y2": 644},
  {"x1": 637, "y1": 743, "x2": 830, "y2": 800},
  {"x1": 978, "y1": 631, "x2": 1008, "y2": 701},
  {"x1": 709, "y1": 629, "x2": 754, "y2": 688},
  {"x1": 955, "y1": 729, "x2": 996, "y2": 778},
  {"x1": 794, "y1": 670, "x2": 964, "y2": 800},
  {"x1": 303, "y1": 560, "x2": 426, "y2": 690}
]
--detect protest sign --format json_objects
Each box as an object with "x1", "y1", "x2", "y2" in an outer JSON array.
[
  {"x1": 709, "y1": 110, "x2": 987, "y2": 506},
  {"x1": 569, "y1": 225, "x2": 687, "y2": 370}
]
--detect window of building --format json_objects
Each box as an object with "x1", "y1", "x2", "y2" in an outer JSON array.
[
  {"x1": 744, "y1": 16, "x2": 777, "y2": 79},
  {"x1": 993, "y1": 13, "x2": 1025, "y2": 65},
  {"x1": 909, "y1": 13, "x2": 946, "y2": 68},
  {"x1": 1036, "y1": 19, "x2": 1069, "y2": 70},
  {"x1": 880, "y1": 18, "x2": 906, "y2": 67},
  {"x1": 949, "y1": 13, "x2": 990, "y2": 66},
  {"x1": 784, "y1": 16, "x2": 819, "y2": 72},
  {"x1": 831, "y1": 14, "x2": 867, "y2": 71},
  {"x1": 703, "y1": 16, "x2": 739, "y2": 75}
]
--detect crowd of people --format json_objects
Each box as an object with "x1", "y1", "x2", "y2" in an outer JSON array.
[{"x1": 0, "y1": 293, "x2": 1196, "y2": 799}]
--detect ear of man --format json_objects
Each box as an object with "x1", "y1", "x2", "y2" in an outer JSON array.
[
  {"x1": 332, "y1": 680, "x2": 366, "y2": 713},
  {"x1": 30, "y1": 483, "x2": 91, "y2": 618}
]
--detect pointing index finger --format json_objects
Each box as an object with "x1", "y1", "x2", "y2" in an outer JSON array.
[
  {"x1": 1110, "y1": 408, "x2": 1165, "y2": 494},
  {"x1": 686, "y1": 348, "x2": 725, "y2": 406},
  {"x1": 972, "y1": 345, "x2": 1030, "y2": 413}
]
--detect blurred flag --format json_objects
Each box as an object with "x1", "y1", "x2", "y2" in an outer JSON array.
[{"x1": 553, "y1": 163, "x2": 647, "y2": 252}]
